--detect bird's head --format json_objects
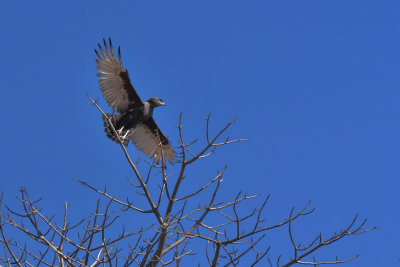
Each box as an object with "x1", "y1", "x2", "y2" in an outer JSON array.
[{"x1": 147, "y1": 97, "x2": 166, "y2": 108}]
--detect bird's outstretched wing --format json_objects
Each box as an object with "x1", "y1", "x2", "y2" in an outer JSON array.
[
  {"x1": 130, "y1": 119, "x2": 176, "y2": 165},
  {"x1": 95, "y1": 38, "x2": 143, "y2": 113}
]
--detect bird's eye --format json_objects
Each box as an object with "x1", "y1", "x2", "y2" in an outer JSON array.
[{"x1": 159, "y1": 98, "x2": 163, "y2": 102}]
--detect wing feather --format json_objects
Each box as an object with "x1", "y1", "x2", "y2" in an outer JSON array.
[
  {"x1": 95, "y1": 38, "x2": 142, "y2": 113},
  {"x1": 130, "y1": 121, "x2": 175, "y2": 165}
]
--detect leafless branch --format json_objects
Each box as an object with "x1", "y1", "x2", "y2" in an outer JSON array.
[{"x1": 0, "y1": 97, "x2": 375, "y2": 266}]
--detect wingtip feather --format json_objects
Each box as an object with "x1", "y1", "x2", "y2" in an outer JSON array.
[{"x1": 109, "y1": 38, "x2": 116, "y2": 58}]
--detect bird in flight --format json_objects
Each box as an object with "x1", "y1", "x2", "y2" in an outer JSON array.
[{"x1": 95, "y1": 38, "x2": 175, "y2": 165}]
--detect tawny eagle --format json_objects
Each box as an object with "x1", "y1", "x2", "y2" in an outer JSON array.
[{"x1": 95, "y1": 38, "x2": 175, "y2": 164}]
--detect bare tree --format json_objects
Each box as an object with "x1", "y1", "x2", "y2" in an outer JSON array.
[{"x1": 0, "y1": 96, "x2": 376, "y2": 266}]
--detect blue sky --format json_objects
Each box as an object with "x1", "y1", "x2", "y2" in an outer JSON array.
[{"x1": 0, "y1": 1, "x2": 399, "y2": 265}]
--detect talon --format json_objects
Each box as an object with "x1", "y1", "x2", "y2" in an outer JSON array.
[
  {"x1": 122, "y1": 131, "x2": 130, "y2": 139},
  {"x1": 117, "y1": 126, "x2": 125, "y2": 134}
]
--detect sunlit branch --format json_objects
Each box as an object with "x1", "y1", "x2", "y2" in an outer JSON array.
[{"x1": 0, "y1": 98, "x2": 375, "y2": 266}]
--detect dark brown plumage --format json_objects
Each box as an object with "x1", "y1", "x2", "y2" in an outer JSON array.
[{"x1": 95, "y1": 38, "x2": 175, "y2": 164}]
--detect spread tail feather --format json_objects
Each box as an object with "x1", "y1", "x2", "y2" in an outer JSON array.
[{"x1": 102, "y1": 113, "x2": 130, "y2": 146}]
